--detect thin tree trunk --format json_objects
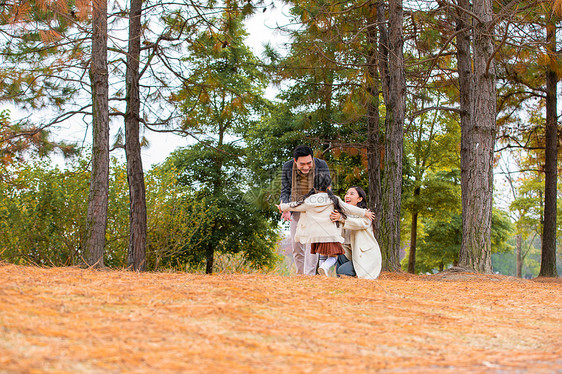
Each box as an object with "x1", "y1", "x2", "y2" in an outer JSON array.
[
  {"x1": 367, "y1": 0, "x2": 382, "y2": 237},
  {"x1": 85, "y1": 0, "x2": 109, "y2": 268},
  {"x1": 458, "y1": 0, "x2": 496, "y2": 273},
  {"x1": 376, "y1": 1, "x2": 390, "y2": 106},
  {"x1": 539, "y1": 16, "x2": 558, "y2": 277},
  {"x1": 456, "y1": 0, "x2": 472, "y2": 200},
  {"x1": 205, "y1": 242, "x2": 214, "y2": 274},
  {"x1": 380, "y1": 0, "x2": 405, "y2": 271},
  {"x1": 408, "y1": 186, "x2": 421, "y2": 274},
  {"x1": 125, "y1": 0, "x2": 147, "y2": 272},
  {"x1": 516, "y1": 233, "x2": 522, "y2": 278}
]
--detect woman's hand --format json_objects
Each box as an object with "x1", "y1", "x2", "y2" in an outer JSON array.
[
  {"x1": 330, "y1": 211, "x2": 342, "y2": 222},
  {"x1": 364, "y1": 209, "x2": 374, "y2": 220}
]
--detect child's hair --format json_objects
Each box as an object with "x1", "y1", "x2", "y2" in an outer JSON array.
[
  {"x1": 293, "y1": 173, "x2": 347, "y2": 221},
  {"x1": 349, "y1": 186, "x2": 368, "y2": 209}
]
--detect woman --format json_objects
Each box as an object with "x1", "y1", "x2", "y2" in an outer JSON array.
[{"x1": 330, "y1": 186, "x2": 382, "y2": 280}]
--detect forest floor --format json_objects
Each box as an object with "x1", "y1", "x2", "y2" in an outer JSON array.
[{"x1": 0, "y1": 263, "x2": 561, "y2": 374}]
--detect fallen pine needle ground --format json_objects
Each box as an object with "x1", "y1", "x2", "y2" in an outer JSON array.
[{"x1": 0, "y1": 264, "x2": 561, "y2": 373}]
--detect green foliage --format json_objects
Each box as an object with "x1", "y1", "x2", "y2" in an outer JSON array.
[
  {"x1": 162, "y1": 12, "x2": 280, "y2": 273},
  {"x1": 414, "y1": 213, "x2": 462, "y2": 273},
  {"x1": 0, "y1": 158, "x2": 130, "y2": 267},
  {"x1": 491, "y1": 209, "x2": 515, "y2": 253},
  {"x1": 400, "y1": 167, "x2": 462, "y2": 271},
  {"x1": 492, "y1": 235, "x2": 542, "y2": 278},
  {"x1": 104, "y1": 160, "x2": 130, "y2": 267},
  {"x1": 0, "y1": 156, "x2": 279, "y2": 272},
  {"x1": 164, "y1": 146, "x2": 279, "y2": 272},
  {"x1": 505, "y1": 156, "x2": 562, "y2": 277},
  {"x1": 245, "y1": 0, "x2": 382, "y2": 197},
  {"x1": 401, "y1": 106, "x2": 462, "y2": 221},
  {"x1": 0, "y1": 159, "x2": 89, "y2": 265},
  {"x1": 144, "y1": 163, "x2": 216, "y2": 270},
  {"x1": 173, "y1": 11, "x2": 269, "y2": 134},
  {"x1": 171, "y1": 143, "x2": 243, "y2": 191},
  {"x1": 510, "y1": 174, "x2": 546, "y2": 234},
  {"x1": 400, "y1": 92, "x2": 462, "y2": 250},
  {"x1": 414, "y1": 209, "x2": 514, "y2": 274}
]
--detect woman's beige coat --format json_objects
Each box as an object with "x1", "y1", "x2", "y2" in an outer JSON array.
[
  {"x1": 279, "y1": 193, "x2": 367, "y2": 244},
  {"x1": 342, "y1": 216, "x2": 382, "y2": 280}
]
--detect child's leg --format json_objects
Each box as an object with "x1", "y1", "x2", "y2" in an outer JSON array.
[
  {"x1": 318, "y1": 256, "x2": 337, "y2": 276},
  {"x1": 321, "y1": 256, "x2": 337, "y2": 269},
  {"x1": 318, "y1": 254, "x2": 328, "y2": 267}
]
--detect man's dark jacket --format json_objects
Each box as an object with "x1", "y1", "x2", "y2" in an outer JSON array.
[{"x1": 280, "y1": 158, "x2": 330, "y2": 203}]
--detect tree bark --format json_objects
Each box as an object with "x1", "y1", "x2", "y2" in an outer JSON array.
[
  {"x1": 125, "y1": 0, "x2": 147, "y2": 272},
  {"x1": 376, "y1": 1, "x2": 390, "y2": 106},
  {"x1": 455, "y1": 0, "x2": 472, "y2": 148},
  {"x1": 85, "y1": 0, "x2": 109, "y2": 268},
  {"x1": 380, "y1": 0, "x2": 405, "y2": 271},
  {"x1": 539, "y1": 16, "x2": 558, "y2": 277},
  {"x1": 366, "y1": 1, "x2": 382, "y2": 237},
  {"x1": 458, "y1": 0, "x2": 496, "y2": 273},
  {"x1": 205, "y1": 242, "x2": 214, "y2": 274},
  {"x1": 516, "y1": 233, "x2": 522, "y2": 278}
]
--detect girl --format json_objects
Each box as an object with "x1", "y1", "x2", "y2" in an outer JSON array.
[
  {"x1": 330, "y1": 186, "x2": 382, "y2": 280},
  {"x1": 277, "y1": 174, "x2": 373, "y2": 276}
]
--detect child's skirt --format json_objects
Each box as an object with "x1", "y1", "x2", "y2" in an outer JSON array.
[{"x1": 311, "y1": 242, "x2": 344, "y2": 256}]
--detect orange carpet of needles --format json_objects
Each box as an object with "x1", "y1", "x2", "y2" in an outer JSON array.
[{"x1": 0, "y1": 263, "x2": 561, "y2": 373}]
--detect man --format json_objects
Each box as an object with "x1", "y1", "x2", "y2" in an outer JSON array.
[{"x1": 280, "y1": 145, "x2": 330, "y2": 275}]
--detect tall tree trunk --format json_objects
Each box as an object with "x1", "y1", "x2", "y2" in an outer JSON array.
[
  {"x1": 85, "y1": 0, "x2": 109, "y2": 268},
  {"x1": 380, "y1": 0, "x2": 405, "y2": 271},
  {"x1": 456, "y1": 0, "x2": 473, "y2": 272},
  {"x1": 408, "y1": 186, "x2": 421, "y2": 274},
  {"x1": 516, "y1": 233, "x2": 522, "y2": 278},
  {"x1": 366, "y1": 1, "x2": 382, "y2": 237},
  {"x1": 125, "y1": 0, "x2": 147, "y2": 272},
  {"x1": 539, "y1": 16, "x2": 558, "y2": 277},
  {"x1": 458, "y1": 0, "x2": 496, "y2": 273}
]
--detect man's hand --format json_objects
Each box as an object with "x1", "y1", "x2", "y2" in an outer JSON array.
[
  {"x1": 330, "y1": 211, "x2": 342, "y2": 222},
  {"x1": 281, "y1": 211, "x2": 292, "y2": 222},
  {"x1": 364, "y1": 209, "x2": 374, "y2": 220},
  {"x1": 276, "y1": 204, "x2": 292, "y2": 221}
]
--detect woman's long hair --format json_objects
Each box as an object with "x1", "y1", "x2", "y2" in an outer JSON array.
[
  {"x1": 293, "y1": 173, "x2": 347, "y2": 221},
  {"x1": 349, "y1": 186, "x2": 377, "y2": 237},
  {"x1": 349, "y1": 186, "x2": 368, "y2": 209}
]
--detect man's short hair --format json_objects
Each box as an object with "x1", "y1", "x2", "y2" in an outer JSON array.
[{"x1": 293, "y1": 145, "x2": 314, "y2": 160}]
